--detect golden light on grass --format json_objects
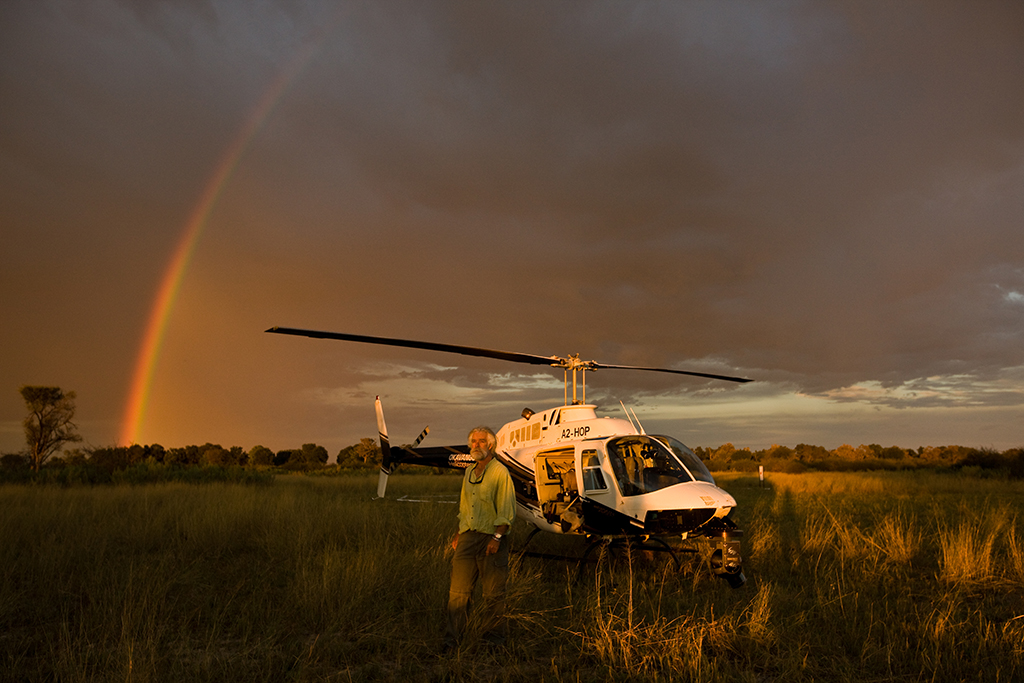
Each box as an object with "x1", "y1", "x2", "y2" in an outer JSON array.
[
  {"x1": 1007, "y1": 523, "x2": 1024, "y2": 586},
  {"x1": 939, "y1": 521, "x2": 996, "y2": 584},
  {"x1": 2, "y1": 471, "x2": 1024, "y2": 680},
  {"x1": 875, "y1": 509, "x2": 921, "y2": 565},
  {"x1": 937, "y1": 506, "x2": 1010, "y2": 586}
]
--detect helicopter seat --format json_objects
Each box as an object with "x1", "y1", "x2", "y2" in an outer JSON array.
[
  {"x1": 536, "y1": 452, "x2": 574, "y2": 501},
  {"x1": 535, "y1": 451, "x2": 576, "y2": 524}
]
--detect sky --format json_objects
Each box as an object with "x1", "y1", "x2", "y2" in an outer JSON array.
[{"x1": 2, "y1": 0, "x2": 1023, "y2": 459}]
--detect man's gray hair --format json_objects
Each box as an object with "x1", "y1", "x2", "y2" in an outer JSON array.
[{"x1": 467, "y1": 425, "x2": 497, "y2": 450}]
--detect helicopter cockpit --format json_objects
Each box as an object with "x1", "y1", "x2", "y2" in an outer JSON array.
[
  {"x1": 652, "y1": 434, "x2": 716, "y2": 485},
  {"x1": 605, "y1": 435, "x2": 711, "y2": 496}
]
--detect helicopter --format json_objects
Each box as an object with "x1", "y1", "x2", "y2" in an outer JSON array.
[{"x1": 266, "y1": 326, "x2": 752, "y2": 588}]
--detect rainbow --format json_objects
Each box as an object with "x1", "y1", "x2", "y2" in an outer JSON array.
[{"x1": 119, "y1": 35, "x2": 326, "y2": 446}]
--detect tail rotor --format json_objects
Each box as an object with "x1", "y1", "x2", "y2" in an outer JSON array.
[
  {"x1": 375, "y1": 396, "x2": 393, "y2": 499},
  {"x1": 374, "y1": 396, "x2": 431, "y2": 499}
]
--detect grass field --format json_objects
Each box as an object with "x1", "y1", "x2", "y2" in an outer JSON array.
[{"x1": 2, "y1": 471, "x2": 1023, "y2": 681}]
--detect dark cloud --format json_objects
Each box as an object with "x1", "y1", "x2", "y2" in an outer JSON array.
[{"x1": 2, "y1": 0, "x2": 1022, "y2": 454}]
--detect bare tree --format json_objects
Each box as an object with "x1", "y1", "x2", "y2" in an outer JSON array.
[{"x1": 20, "y1": 386, "x2": 82, "y2": 472}]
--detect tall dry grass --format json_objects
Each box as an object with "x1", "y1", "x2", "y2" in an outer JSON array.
[{"x1": 2, "y1": 470, "x2": 1024, "y2": 681}]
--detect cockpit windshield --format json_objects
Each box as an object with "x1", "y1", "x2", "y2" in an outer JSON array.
[
  {"x1": 604, "y1": 435, "x2": 694, "y2": 496},
  {"x1": 653, "y1": 435, "x2": 716, "y2": 484}
]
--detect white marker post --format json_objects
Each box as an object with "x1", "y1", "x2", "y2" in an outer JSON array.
[{"x1": 759, "y1": 465, "x2": 764, "y2": 488}]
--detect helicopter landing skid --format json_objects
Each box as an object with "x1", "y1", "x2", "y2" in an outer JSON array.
[
  {"x1": 514, "y1": 529, "x2": 743, "y2": 588},
  {"x1": 580, "y1": 535, "x2": 688, "y2": 569},
  {"x1": 514, "y1": 531, "x2": 691, "y2": 569}
]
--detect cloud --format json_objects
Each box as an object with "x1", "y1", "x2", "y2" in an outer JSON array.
[
  {"x1": 811, "y1": 369, "x2": 1024, "y2": 409},
  {"x1": 2, "y1": 0, "x2": 1023, "y2": 453}
]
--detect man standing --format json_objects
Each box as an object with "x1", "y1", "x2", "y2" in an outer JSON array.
[{"x1": 445, "y1": 425, "x2": 516, "y2": 648}]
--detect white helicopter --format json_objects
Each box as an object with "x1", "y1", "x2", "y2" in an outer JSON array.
[{"x1": 267, "y1": 326, "x2": 752, "y2": 587}]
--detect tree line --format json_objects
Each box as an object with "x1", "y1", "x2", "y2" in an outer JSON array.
[
  {"x1": 6, "y1": 385, "x2": 1022, "y2": 480},
  {"x1": 695, "y1": 442, "x2": 1024, "y2": 477},
  {"x1": 3, "y1": 385, "x2": 384, "y2": 476},
  {"x1": 0, "y1": 438, "x2": 385, "y2": 474},
  {"x1": 37, "y1": 439, "x2": 381, "y2": 470}
]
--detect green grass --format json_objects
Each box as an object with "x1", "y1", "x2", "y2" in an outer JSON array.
[{"x1": 2, "y1": 472, "x2": 1023, "y2": 681}]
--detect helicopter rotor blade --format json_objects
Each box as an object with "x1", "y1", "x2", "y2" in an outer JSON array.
[
  {"x1": 589, "y1": 362, "x2": 753, "y2": 384},
  {"x1": 266, "y1": 327, "x2": 561, "y2": 367},
  {"x1": 266, "y1": 326, "x2": 753, "y2": 383}
]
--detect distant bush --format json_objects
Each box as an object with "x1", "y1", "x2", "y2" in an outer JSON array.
[
  {"x1": 0, "y1": 461, "x2": 272, "y2": 486},
  {"x1": 729, "y1": 459, "x2": 760, "y2": 473},
  {"x1": 1007, "y1": 449, "x2": 1024, "y2": 480},
  {"x1": 956, "y1": 448, "x2": 1009, "y2": 471},
  {"x1": 1, "y1": 452, "x2": 29, "y2": 469},
  {"x1": 0, "y1": 460, "x2": 112, "y2": 485},
  {"x1": 818, "y1": 458, "x2": 915, "y2": 473},
  {"x1": 112, "y1": 462, "x2": 274, "y2": 486},
  {"x1": 701, "y1": 443, "x2": 1024, "y2": 478},
  {"x1": 761, "y1": 458, "x2": 808, "y2": 474},
  {"x1": 44, "y1": 464, "x2": 114, "y2": 485}
]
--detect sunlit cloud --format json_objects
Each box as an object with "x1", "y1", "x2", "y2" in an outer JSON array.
[
  {"x1": 810, "y1": 371, "x2": 1024, "y2": 408},
  {"x1": 354, "y1": 361, "x2": 459, "y2": 377},
  {"x1": 304, "y1": 371, "x2": 564, "y2": 412},
  {"x1": 485, "y1": 373, "x2": 564, "y2": 392},
  {"x1": 305, "y1": 377, "x2": 486, "y2": 408}
]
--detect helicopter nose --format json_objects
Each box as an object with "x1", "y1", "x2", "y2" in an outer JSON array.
[
  {"x1": 698, "y1": 483, "x2": 735, "y2": 510},
  {"x1": 705, "y1": 487, "x2": 736, "y2": 517}
]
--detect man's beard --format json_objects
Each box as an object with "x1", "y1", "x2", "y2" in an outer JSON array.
[{"x1": 471, "y1": 446, "x2": 491, "y2": 462}]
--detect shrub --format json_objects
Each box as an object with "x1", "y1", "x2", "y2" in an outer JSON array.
[
  {"x1": 1, "y1": 452, "x2": 29, "y2": 469},
  {"x1": 1007, "y1": 449, "x2": 1024, "y2": 480},
  {"x1": 112, "y1": 462, "x2": 274, "y2": 485},
  {"x1": 957, "y1": 448, "x2": 1009, "y2": 471}
]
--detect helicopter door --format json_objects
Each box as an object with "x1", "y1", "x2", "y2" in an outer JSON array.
[
  {"x1": 580, "y1": 447, "x2": 617, "y2": 524},
  {"x1": 534, "y1": 447, "x2": 582, "y2": 533}
]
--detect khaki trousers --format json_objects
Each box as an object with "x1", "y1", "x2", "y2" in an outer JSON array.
[{"x1": 445, "y1": 531, "x2": 509, "y2": 644}]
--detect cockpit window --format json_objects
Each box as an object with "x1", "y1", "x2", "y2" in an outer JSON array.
[
  {"x1": 653, "y1": 435, "x2": 716, "y2": 484},
  {"x1": 605, "y1": 435, "x2": 694, "y2": 496}
]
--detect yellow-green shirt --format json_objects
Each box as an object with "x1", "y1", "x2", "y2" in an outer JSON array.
[{"x1": 458, "y1": 457, "x2": 516, "y2": 534}]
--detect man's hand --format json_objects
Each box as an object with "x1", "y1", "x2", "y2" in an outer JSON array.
[
  {"x1": 486, "y1": 537, "x2": 500, "y2": 555},
  {"x1": 452, "y1": 533, "x2": 460, "y2": 551}
]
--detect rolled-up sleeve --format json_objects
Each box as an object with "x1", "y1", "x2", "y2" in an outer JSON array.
[{"x1": 492, "y1": 466, "x2": 516, "y2": 528}]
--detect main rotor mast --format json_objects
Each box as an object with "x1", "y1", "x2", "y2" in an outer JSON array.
[{"x1": 557, "y1": 354, "x2": 592, "y2": 405}]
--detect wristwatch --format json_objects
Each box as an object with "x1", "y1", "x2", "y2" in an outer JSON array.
[{"x1": 492, "y1": 532, "x2": 503, "y2": 541}]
